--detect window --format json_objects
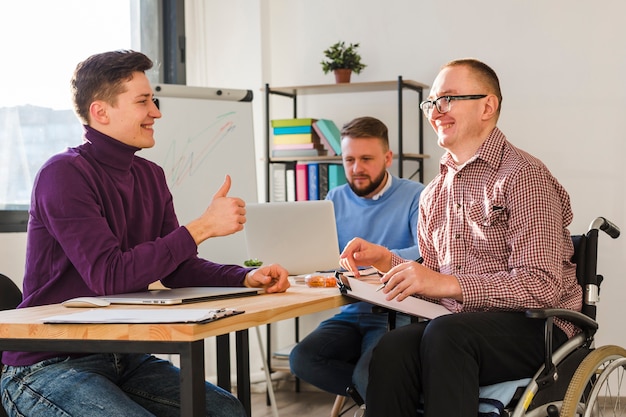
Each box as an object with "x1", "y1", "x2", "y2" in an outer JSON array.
[
  {"x1": 0, "y1": 1, "x2": 135, "y2": 211},
  {"x1": 0, "y1": 0, "x2": 173, "y2": 231}
]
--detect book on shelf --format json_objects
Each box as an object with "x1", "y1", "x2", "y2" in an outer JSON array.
[
  {"x1": 328, "y1": 163, "x2": 347, "y2": 190},
  {"x1": 270, "y1": 163, "x2": 287, "y2": 202},
  {"x1": 308, "y1": 163, "x2": 319, "y2": 201},
  {"x1": 272, "y1": 125, "x2": 312, "y2": 135},
  {"x1": 271, "y1": 118, "x2": 317, "y2": 128},
  {"x1": 295, "y1": 163, "x2": 309, "y2": 201},
  {"x1": 272, "y1": 148, "x2": 328, "y2": 158},
  {"x1": 313, "y1": 119, "x2": 342, "y2": 155},
  {"x1": 273, "y1": 132, "x2": 321, "y2": 145},
  {"x1": 272, "y1": 142, "x2": 326, "y2": 151},
  {"x1": 311, "y1": 122, "x2": 338, "y2": 156}
]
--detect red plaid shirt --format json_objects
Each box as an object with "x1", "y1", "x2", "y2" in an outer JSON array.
[{"x1": 392, "y1": 127, "x2": 581, "y2": 338}]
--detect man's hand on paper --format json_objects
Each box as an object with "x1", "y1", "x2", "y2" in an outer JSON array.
[
  {"x1": 339, "y1": 237, "x2": 392, "y2": 277},
  {"x1": 378, "y1": 261, "x2": 463, "y2": 303}
]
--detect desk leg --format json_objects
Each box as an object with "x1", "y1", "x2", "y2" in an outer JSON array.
[
  {"x1": 180, "y1": 340, "x2": 206, "y2": 417},
  {"x1": 235, "y1": 329, "x2": 251, "y2": 417},
  {"x1": 216, "y1": 334, "x2": 231, "y2": 391}
]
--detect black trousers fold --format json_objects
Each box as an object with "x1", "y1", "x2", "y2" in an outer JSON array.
[{"x1": 364, "y1": 311, "x2": 568, "y2": 417}]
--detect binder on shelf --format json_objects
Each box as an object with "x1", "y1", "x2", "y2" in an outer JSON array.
[
  {"x1": 308, "y1": 163, "x2": 319, "y2": 200},
  {"x1": 270, "y1": 163, "x2": 287, "y2": 202},
  {"x1": 319, "y1": 163, "x2": 330, "y2": 200},
  {"x1": 328, "y1": 164, "x2": 347, "y2": 190},
  {"x1": 313, "y1": 119, "x2": 342, "y2": 155},
  {"x1": 285, "y1": 162, "x2": 296, "y2": 202},
  {"x1": 295, "y1": 163, "x2": 309, "y2": 201}
]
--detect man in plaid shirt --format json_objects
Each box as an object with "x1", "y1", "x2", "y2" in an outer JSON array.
[{"x1": 339, "y1": 58, "x2": 580, "y2": 417}]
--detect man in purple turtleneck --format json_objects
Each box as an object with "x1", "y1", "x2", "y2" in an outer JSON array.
[{"x1": 0, "y1": 50, "x2": 289, "y2": 417}]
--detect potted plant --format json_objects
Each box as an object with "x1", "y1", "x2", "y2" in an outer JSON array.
[{"x1": 321, "y1": 41, "x2": 366, "y2": 83}]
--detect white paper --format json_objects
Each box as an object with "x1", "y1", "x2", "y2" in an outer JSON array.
[
  {"x1": 344, "y1": 277, "x2": 452, "y2": 319},
  {"x1": 42, "y1": 308, "x2": 242, "y2": 324}
]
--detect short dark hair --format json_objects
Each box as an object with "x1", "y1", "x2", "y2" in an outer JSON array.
[
  {"x1": 340, "y1": 116, "x2": 389, "y2": 151},
  {"x1": 443, "y1": 58, "x2": 503, "y2": 114},
  {"x1": 71, "y1": 50, "x2": 153, "y2": 125}
]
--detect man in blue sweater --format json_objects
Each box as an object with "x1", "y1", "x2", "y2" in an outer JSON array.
[
  {"x1": 1, "y1": 50, "x2": 290, "y2": 417},
  {"x1": 289, "y1": 116, "x2": 425, "y2": 402}
]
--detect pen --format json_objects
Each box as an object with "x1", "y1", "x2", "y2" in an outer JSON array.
[{"x1": 376, "y1": 257, "x2": 424, "y2": 292}]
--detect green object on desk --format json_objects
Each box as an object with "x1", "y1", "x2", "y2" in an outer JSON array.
[{"x1": 243, "y1": 258, "x2": 263, "y2": 267}]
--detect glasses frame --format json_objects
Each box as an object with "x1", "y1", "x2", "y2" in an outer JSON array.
[{"x1": 419, "y1": 94, "x2": 487, "y2": 116}]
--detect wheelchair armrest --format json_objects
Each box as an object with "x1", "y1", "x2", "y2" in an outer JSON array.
[
  {"x1": 525, "y1": 308, "x2": 598, "y2": 390},
  {"x1": 525, "y1": 308, "x2": 598, "y2": 333}
]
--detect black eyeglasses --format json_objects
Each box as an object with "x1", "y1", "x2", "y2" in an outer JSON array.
[{"x1": 419, "y1": 95, "x2": 487, "y2": 117}]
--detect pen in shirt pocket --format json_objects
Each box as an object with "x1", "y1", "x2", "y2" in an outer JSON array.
[{"x1": 376, "y1": 257, "x2": 424, "y2": 292}]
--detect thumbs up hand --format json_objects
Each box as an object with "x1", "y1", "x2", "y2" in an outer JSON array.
[{"x1": 185, "y1": 175, "x2": 247, "y2": 245}]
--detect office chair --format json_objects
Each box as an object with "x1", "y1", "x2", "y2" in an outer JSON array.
[
  {"x1": 0, "y1": 274, "x2": 22, "y2": 312},
  {"x1": 0, "y1": 273, "x2": 22, "y2": 417}
]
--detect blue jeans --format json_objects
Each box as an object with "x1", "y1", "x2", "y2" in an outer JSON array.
[
  {"x1": 1, "y1": 353, "x2": 245, "y2": 417},
  {"x1": 289, "y1": 310, "x2": 409, "y2": 400}
]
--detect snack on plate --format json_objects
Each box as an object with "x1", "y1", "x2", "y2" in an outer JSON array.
[{"x1": 304, "y1": 274, "x2": 337, "y2": 288}]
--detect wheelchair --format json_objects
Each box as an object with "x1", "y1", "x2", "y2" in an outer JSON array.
[
  {"x1": 336, "y1": 216, "x2": 623, "y2": 417},
  {"x1": 507, "y1": 216, "x2": 623, "y2": 417}
]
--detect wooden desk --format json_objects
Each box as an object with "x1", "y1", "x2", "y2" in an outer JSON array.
[{"x1": 0, "y1": 284, "x2": 350, "y2": 417}]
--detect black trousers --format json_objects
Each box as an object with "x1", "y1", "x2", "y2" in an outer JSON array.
[{"x1": 364, "y1": 311, "x2": 568, "y2": 417}]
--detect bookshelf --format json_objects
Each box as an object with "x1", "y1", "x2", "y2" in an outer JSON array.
[{"x1": 263, "y1": 76, "x2": 430, "y2": 202}]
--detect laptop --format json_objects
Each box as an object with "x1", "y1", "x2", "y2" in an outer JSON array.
[
  {"x1": 99, "y1": 286, "x2": 261, "y2": 305},
  {"x1": 244, "y1": 200, "x2": 340, "y2": 275}
]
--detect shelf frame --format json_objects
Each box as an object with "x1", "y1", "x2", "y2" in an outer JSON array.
[{"x1": 264, "y1": 76, "x2": 430, "y2": 202}]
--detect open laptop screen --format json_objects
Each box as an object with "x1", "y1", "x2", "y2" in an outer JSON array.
[{"x1": 244, "y1": 200, "x2": 340, "y2": 276}]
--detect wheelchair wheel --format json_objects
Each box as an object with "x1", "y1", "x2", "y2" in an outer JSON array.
[{"x1": 560, "y1": 345, "x2": 626, "y2": 417}]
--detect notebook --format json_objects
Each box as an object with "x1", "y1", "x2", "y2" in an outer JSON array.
[
  {"x1": 335, "y1": 273, "x2": 452, "y2": 320},
  {"x1": 99, "y1": 286, "x2": 261, "y2": 305},
  {"x1": 244, "y1": 200, "x2": 341, "y2": 275}
]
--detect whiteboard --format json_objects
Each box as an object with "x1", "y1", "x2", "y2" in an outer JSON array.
[{"x1": 140, "y1": 84, "x2": 257, "y2": 266}]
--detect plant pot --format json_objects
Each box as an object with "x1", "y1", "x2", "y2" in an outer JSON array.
[{"x1": 333, "y1": 69, "x2": 352, "y2": 83}]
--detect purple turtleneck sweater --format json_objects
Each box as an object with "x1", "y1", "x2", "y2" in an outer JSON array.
[{"x1": 3, "y1": 126, "x2": 250, "y2": 366}]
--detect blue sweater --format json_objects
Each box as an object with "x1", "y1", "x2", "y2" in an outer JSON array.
[
  {"x1": 4, "y1": 126, "x2": 251, "y2": 366},
  {"x1": 326, "y1": 176, "x2": 424, "y2": 314}
]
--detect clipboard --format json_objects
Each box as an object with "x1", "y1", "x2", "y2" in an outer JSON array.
[
  {"x1": 335, "y1": 272, "x2": 451, "y2": 320},
  {"x1": 43, "y1": 308, "x2": 244, "y2": 324}
]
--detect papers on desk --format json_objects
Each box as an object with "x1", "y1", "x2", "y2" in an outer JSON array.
[
  {"x1": 42, "y1": 308, "x2": 244, "y2": 324},
  {"x1": 338, "y1": 276, "x2": 452, "y2": 320}
]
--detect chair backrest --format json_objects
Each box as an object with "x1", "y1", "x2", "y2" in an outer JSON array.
[{"x1": 0, "y1": 273, "x2": 22, "y2": 311}]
